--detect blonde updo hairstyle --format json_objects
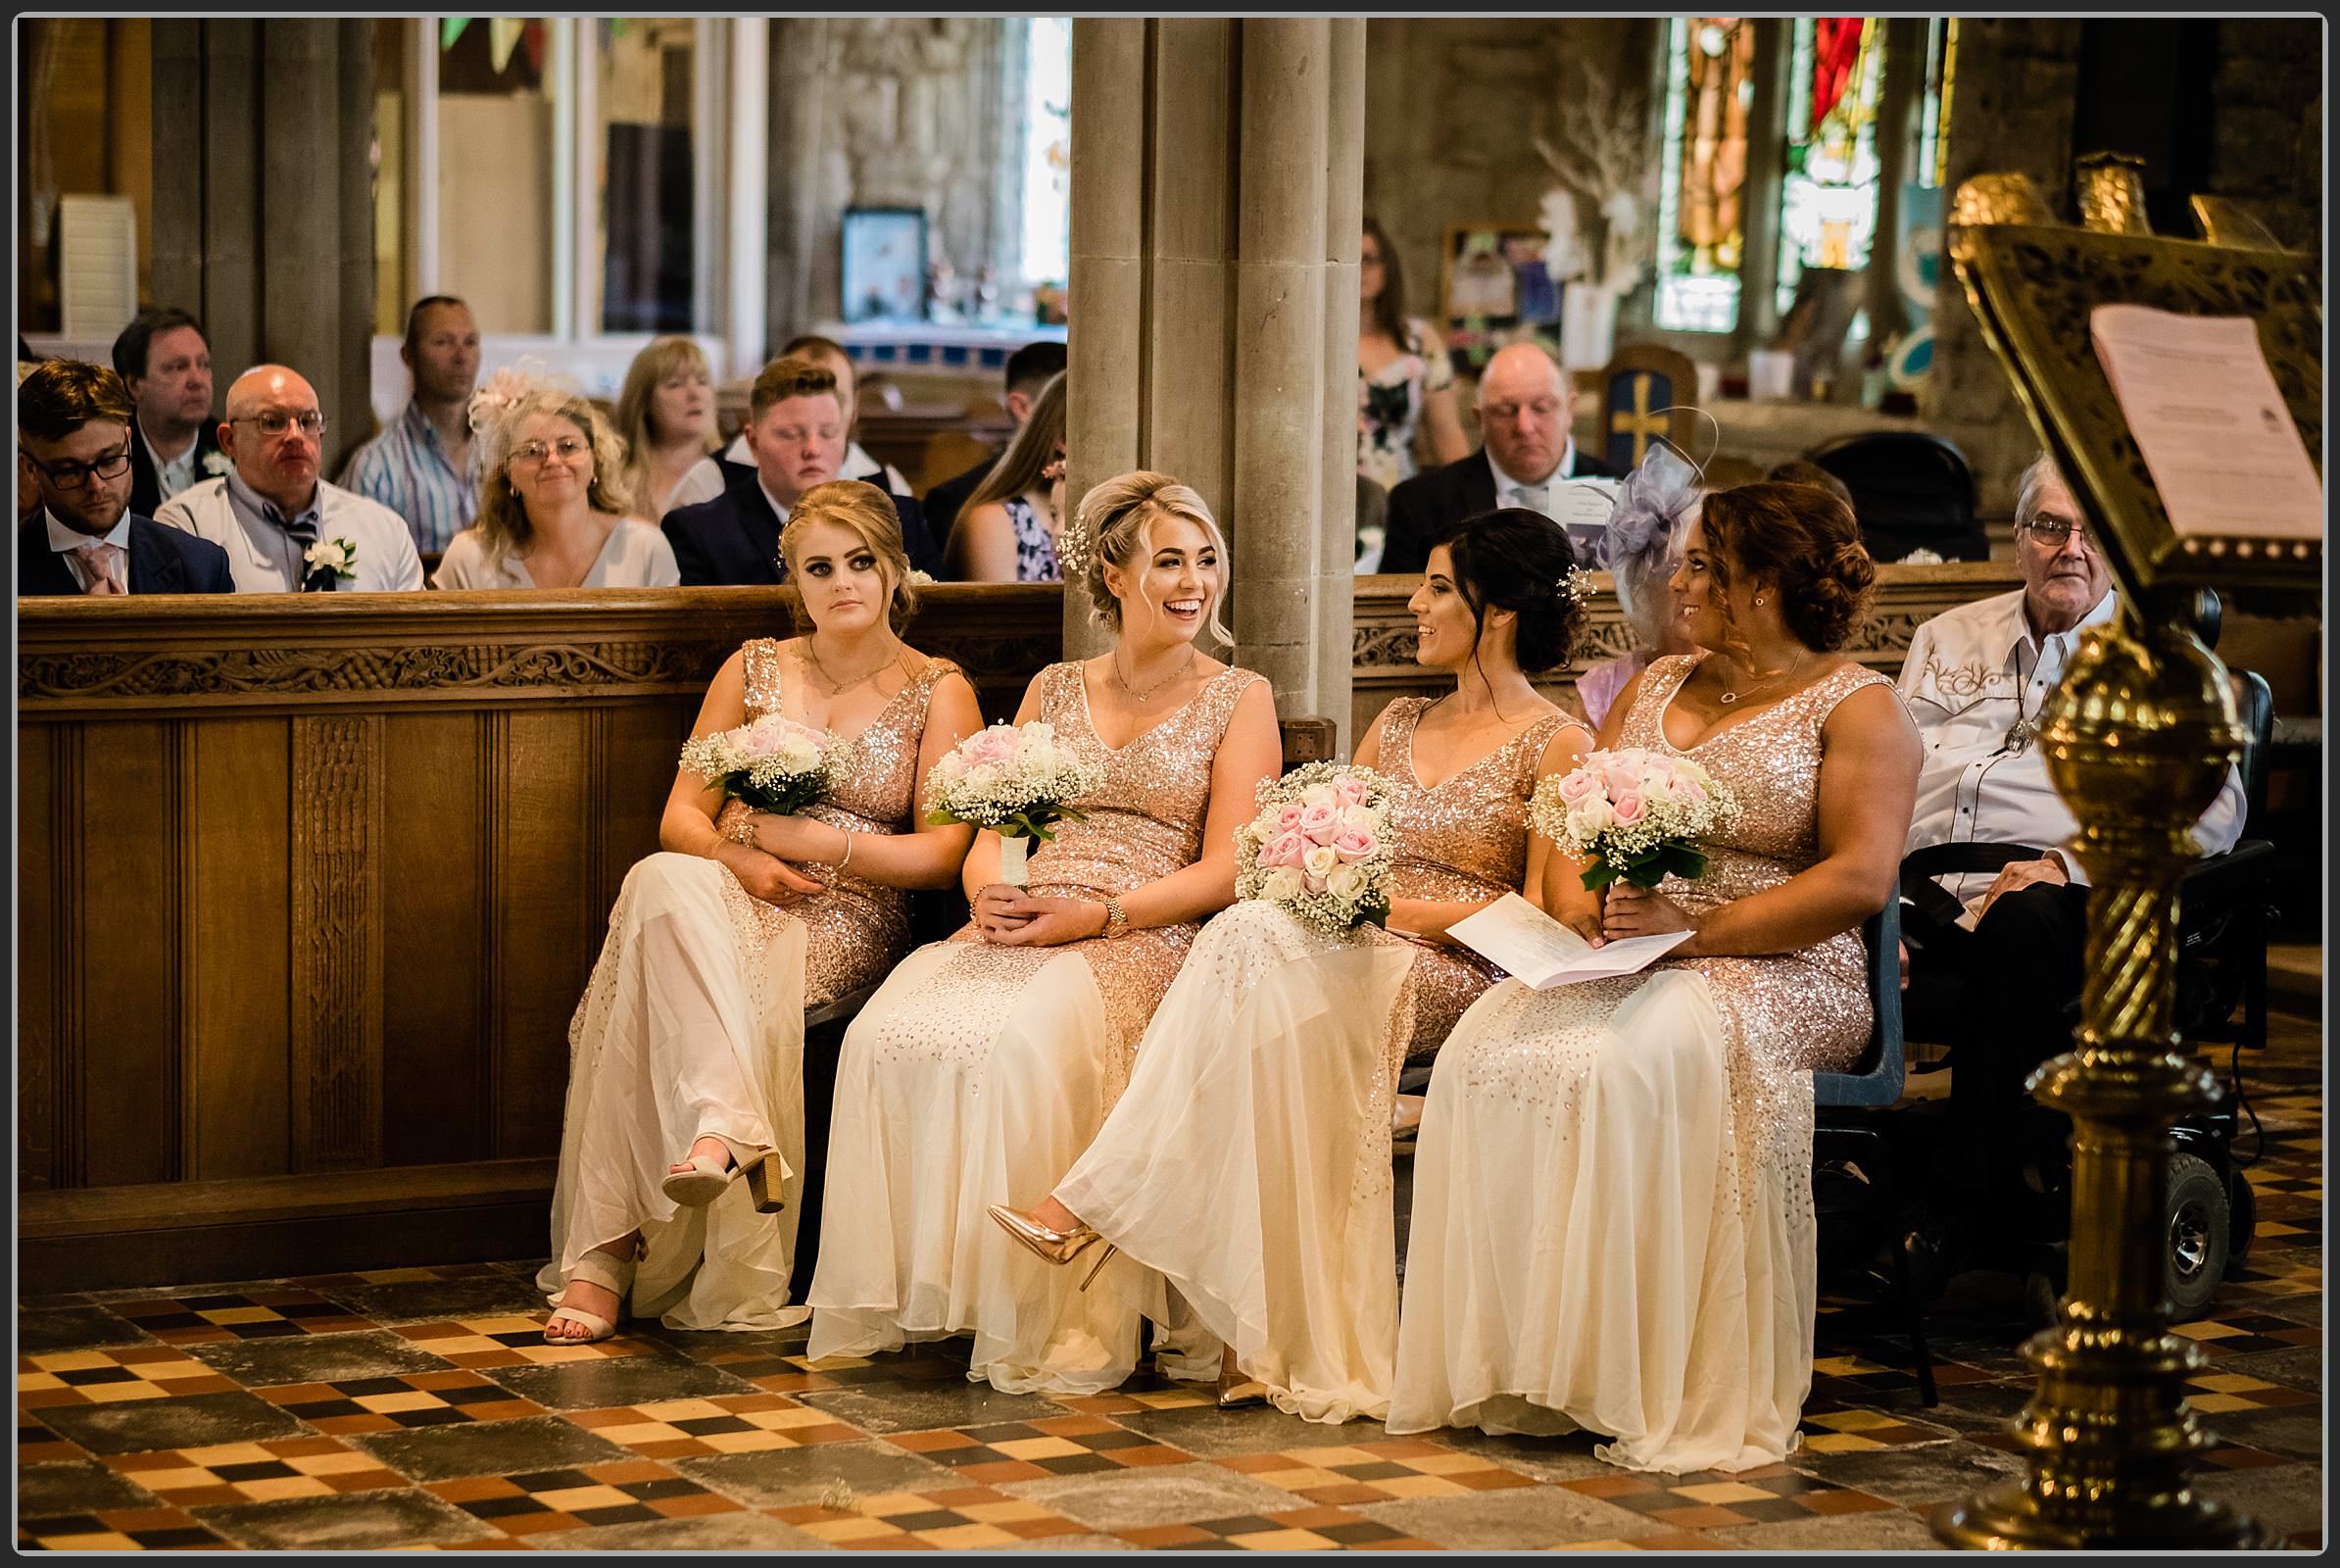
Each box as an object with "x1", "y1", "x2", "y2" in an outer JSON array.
[
  {"x1": 1068, "y1": 469, "x2": 1233, "y2": 645},
  {"x1": 778, "y1": 478, "x2": 919, "y2": 634},
  {"x1": 475, "y1": 385, "x2": 636, "y2": 561}
]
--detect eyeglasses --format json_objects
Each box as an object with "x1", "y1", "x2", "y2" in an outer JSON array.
[
  {"x1": 2020, "y1": 514, "x2": 2097, "y2": 551},
  {"x1": 28, "y1": 446, "x2": 131, "y2": 488},
  {"x1": 232, "y1": 410, "x2": 327, "y2": 438},
  {"x1": 512, "y1": 435, "x2": 590, "y2": 466}
]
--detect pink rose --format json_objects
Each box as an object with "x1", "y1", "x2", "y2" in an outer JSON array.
[
  {"x1": 1302, "y1": 872, "x2": 1328, "y2": 895},
  {"x1": 1262, "y1": 829, "x2": 1308, "y2": 868},
  {"x1": 1274, "y1": 802, "x2": 1307, "y2": 834},
  {"x1": 1297, "y1": 803, "x2": 1340, "y2": 839},
  {"x1": 1332, "y1": 775, "x2": 1371, "y2": 808},
  {"x1": 1611, "y1": 792, "x2": 1647, "y2": 824},
  {"x1": 1556, "y1": 769, "x2": 1603, "y2": 807},
  {"x1": 965, "y1": 728, "x2": 1016, "y2": 767},
  {"x1": 1668, "y1": 773, "x2": 1706, "y2": 803},
  {"x1": 1333, "y1": 827, "x2": 1376, "y2": 862}
]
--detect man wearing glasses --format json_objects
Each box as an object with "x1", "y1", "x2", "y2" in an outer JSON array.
[
  {"x1": 155, "y1": 366, "x2": 422, "y2": 593},
  {"x1": 1894, "y1": 452, "x2": 2244, "y2": 1250},
  {"x1": 17, "y1": 358, "x2": 233, "y2": 595}
]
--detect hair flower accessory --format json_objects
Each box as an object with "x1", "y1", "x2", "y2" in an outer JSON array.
[
  {"x1": 1556, "y1": 565, "x2": 1598, "y2": 606},
  {"x1": 465, "y1": 357, "x2": 564, "y2": 436},
  {"x1": 1056, "y1": 492, "x2": 1099, "y2": 579}
]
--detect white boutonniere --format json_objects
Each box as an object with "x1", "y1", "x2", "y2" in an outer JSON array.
[
  {"x1": 304, "y1": 537, "x2": 359, "y2": 582},
  {"x1": 201, "y1": 450, "x2": 233, "y2": 478}
]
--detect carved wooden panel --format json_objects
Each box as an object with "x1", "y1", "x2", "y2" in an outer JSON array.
[
  {"x1": 20, "y1": 727, "x2": 65, "y2": 1190},
  {"x1": 380, "y1": 710, "x2": 487, "y2": 1167},
  {"x1": 290, "y1": 715, "x2": 385, "y2": 1170},
  {"x1": 76, "y1": 722, "x2": 181, "y2": 1188},
  {"x1": 187, "y1": 718, "x2": 291, "y2": 1179}
]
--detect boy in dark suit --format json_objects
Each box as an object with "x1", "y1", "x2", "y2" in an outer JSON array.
[
  {"x1": 19, "y1": 359, "x2": 233, "y2": 595},
  {"x1": 663, "y1": 356, "x2": 941, "y2": 585}
]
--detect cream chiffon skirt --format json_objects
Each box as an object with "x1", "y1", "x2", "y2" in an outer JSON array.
[
  {"x1": 1056, "y1": 902, "x2": 1420, "y2": 1423},
  {"x1": 536, "y1": 852, "x2": 812, "y2": 1332},
  {"x1": 1389, "y1": 968, "x2": 1814, "y2": 1474},
  {"x1": 805, "y1": 941, "x2": 1150, "y2": 1393}
]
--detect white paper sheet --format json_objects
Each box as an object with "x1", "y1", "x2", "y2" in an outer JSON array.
[
  {"x1": 1445, "y1": 892, "x2": 1692, "y2": 990},
  {"x1": 2087, "y1": 305, "x2": 2324, "y2": 541}
]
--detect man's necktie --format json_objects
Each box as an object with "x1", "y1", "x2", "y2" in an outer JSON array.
[
  {"x1": 72, "y1": 541, "x2": 126, "y2": 595},
  {"x1": 1512, "y1": 484, "x2": 1551, "y2": 516},
  {"x1": 268, "y1": 504, "x2": 337, "y2": 591}
]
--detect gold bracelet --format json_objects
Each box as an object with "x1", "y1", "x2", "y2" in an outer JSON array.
[
  {"x1": 723, "y1": 812, "x2": 759, "y2": 847},
  {"x1": 1100, "y1": 893, "x2": 1129, "y2": 940}
]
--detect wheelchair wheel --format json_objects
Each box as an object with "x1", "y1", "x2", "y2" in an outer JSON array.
[
  {"x1": 2166, "y1": 1153, "x2": 2231, "y2": 1319},
  {"x1": 2225, "y1": 1168, "x2": 2257, "y2": 1270}
]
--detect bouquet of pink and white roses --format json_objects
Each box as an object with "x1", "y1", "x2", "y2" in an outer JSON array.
[
  {"x1": 1530, "y1": 747, "x2": 1738, "y2": 892},
  {"x1": 1234, "y1": 762, "x2": 1399, "y2": 936},
  {"x1": 924, "y1": 720, "x2": 1103, "y2": 886},
  {"x1": 680, "y1": 712, "x2": 841, "y2": 816}
]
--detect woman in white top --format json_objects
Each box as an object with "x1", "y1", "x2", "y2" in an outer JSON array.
[
  {"x1": 434, "y1": 382, "x2": 680, "y2": 590},
  {"x1": 614, "y1": 336, "x2": 722, "y2": 521}
]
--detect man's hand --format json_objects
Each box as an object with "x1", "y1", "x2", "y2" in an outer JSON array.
[{"x1": 1973, "y1": 854, "x2": 2068, "y2": 924}]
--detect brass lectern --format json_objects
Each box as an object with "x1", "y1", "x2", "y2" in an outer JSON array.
[{"x1": 1931, "y1": 158, "x2": 2319, "y2": 1549}]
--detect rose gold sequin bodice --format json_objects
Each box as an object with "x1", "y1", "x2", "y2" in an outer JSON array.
[
  {"x1": 728, "y1": 639, "x2": 959, "y2": 1006},
  {"x1": 1616, "y1": 652, "x2": 1899, "y2": 1067},
  {"x1": 1377, "y1": 698, "x2": 1577, "y2": 1057},
  {"x1": 927, "y1": 661, "x2": 1268, "y2": 1107}
]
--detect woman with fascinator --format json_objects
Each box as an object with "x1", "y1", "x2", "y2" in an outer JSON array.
[
  {"x1": 987, "y1": 511, "x2": 1595, "y2": 1419},
  {"x1": 1576, "y1": 442, "x2": 1703, "y2": 730},
  {"x1": 432, "y1": 368, "x2": 680, "y2": 589},
  {"x1": 807, "y1": 472, "x2": 1283, "y2": 1396}
]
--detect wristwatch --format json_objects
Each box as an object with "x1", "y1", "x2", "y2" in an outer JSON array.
[{"x1": 1100, "y1": 894, "x2": 1129, "y2": 940}]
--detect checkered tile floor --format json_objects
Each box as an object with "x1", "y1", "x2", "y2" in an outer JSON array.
[{"x1": 17, "y1": 1018, "x2": 2321, "y2": 1549}]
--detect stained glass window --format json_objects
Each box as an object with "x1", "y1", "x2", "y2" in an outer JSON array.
[
  {"x1": 1653, "y1": 16, "x2": 1754, "y2": 333},
  {"x1": 1775, "y1": 17, "x2": 1884, "y2": 320}
]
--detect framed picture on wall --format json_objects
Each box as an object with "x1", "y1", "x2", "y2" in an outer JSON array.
[
  {"x1": 1439, "y1": 224, "x2": 1564, "y2": 376},
  {"x1": 842, "y1": 206, "x2": 928, "y2": 324}
]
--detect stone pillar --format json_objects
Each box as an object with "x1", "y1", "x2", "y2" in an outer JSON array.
[
  {"x1": 1065, "y1": 19, "x2": 1362, "y2": 744},
  {"x1": 148, "y1": 19, "x2": 375, "y2": 468}
]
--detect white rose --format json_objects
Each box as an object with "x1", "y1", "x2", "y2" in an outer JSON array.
[
  {"x1": 1262, "y1": 866, "x2": 1304, "y2": 901},
  {"x1": 1303, "y1": 844, "x2": 1340, "y2": 878},
  {"x1": 1301, "y1": 783, "x2": 1337, "y2": 809},
  {"x1": 1571, "y1": 797, "x2": 1614, "y2": 836},
  {"x1": 1338, "y1": 805, "x2": 1374, "y2": 832},
  {"x1": 1326, "y1": 862, "x2": 1368, "y2": 900}
]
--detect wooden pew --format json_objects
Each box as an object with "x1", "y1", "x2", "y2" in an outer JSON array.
[
  {"x1": 18, "y1": 563, "x2": 2018, "y2": 1289},
  {"x1": 18, "y1": 586, "x2": 1057, "y2": 1289}
]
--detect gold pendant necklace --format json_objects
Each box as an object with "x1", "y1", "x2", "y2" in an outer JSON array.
[
  {"x1": 807, "y1": 637, "x2": 902, "y2": 694},
  {"x1": 1717, "y1": 650, "x2": 1810, "y2": 706},
  {"x1": 1115, "y1": 646, "x2": 1197, "y2": 704}
]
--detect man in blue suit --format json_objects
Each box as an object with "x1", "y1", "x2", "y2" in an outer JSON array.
[
  {"x1": 19, "y1": 359, "x2": 233, "y2": 596},
  {"x1": 663, "y1": 355, "x2": 942, "y2": 585}
]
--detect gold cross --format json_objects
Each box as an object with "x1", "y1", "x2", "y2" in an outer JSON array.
[{"x1": 1609, "y1": 372, "x2": 1671, "y2": 464}]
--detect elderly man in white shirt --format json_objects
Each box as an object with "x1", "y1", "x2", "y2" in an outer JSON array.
[
  {"x1": 1895, "y1": 452, "x2": 2245, "y2": 1237},
  {"x1": 156, "y1": 366, "x2": 423, "y2": 594}
]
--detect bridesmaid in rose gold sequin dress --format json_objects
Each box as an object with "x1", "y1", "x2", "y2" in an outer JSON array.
[
  {"x1": 1000, "y1": 513, "x2": 1594, "y2": 1418},
  {"x1": 808, "y1": 472, "x2": 1282, "y2": 1395},
  {"x1": 538, "y1": 485, "x2": 981, "y2": 1341},
  {"x1": 1391, "y1": 485, "x2": 1921, "y2": 1473}
]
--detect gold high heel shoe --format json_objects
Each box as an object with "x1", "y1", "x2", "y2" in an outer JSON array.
[{"x1": 987, "y1": 1204, "x2": 1118, "y2": 1291}]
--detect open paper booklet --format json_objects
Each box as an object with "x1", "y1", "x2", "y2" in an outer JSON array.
[{"x1": 1445, "y1": 892, "x2": 1690, "y2": 990}]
